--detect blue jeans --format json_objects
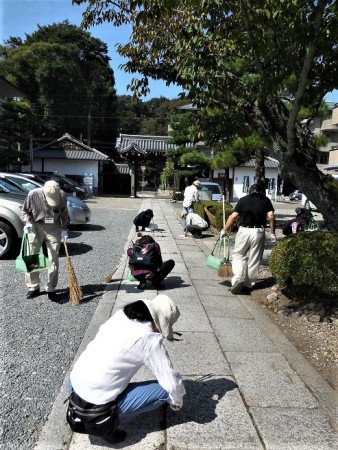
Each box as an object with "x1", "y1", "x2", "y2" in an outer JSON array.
[
  {"x1": 116, "y1": 381, "x2": 169, "y2": 425},
  {"x1": 68, "y1": 380, "x2": 169, "y2": 426}
]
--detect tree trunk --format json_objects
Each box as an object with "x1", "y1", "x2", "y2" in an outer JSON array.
[
  {"x1": 254, "y1": 147, "x2": 265, "y2": 187},
  {"x1": 223, "y1": 167, "x2": 231, "y2": 202},
  {"x1": 245, "y1": 97, "x2": 338, "y2": 231}
]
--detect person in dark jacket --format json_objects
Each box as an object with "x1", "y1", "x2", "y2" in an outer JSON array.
[
  {"x1": 127, "y1": 235, "x2": 175, "y2": 290},
  {"x1": 133, "y1": 209, "x2": 154, "y2": 232}
]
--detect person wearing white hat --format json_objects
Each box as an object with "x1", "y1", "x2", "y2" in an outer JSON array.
[
  {"x1": 181, "y1": 210, "x2": 209, "y2": 238},
  {"x1": 68, "y1": 294, "x2": 185, "y2": 445},
  {"x1": 182, "y1": 179, "x2": 201, "y2": 214},
  {"x1": 21, "y1": 180, "x2": 69, "y2": 301}
]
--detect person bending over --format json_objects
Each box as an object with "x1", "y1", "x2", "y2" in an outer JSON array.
[
  {"x1": 20, "y1": 180, "x2": 69, "y2": 301},
  {"x1": 128, "y1": 235, "x2": 175, "y2": 289},
  {"x1": 181, "y1": 211, "x2": 208, "y2": 238},
  {"x1": 133, "y1": 209, "x2": 154, "y2": 232},
  {"x1": 67, "y1": 295, "x2": 185, "y2": 445}
]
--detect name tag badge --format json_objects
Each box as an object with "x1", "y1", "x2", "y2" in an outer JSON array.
[{"x1": 44, "y1": 217, "x2": 54, "y2": 224}]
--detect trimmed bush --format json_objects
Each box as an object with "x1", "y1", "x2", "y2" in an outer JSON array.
[
  {"x1": 194, "y1": 200, "x2": 234, "y2": 230},
  {"x1": 269, "y1": 231, "x2": 338, "y2": 304}
]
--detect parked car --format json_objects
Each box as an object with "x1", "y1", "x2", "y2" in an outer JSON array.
[
  {"x1": 289, "y1": 190, "x2": 302, "y2": 201},
  {"x1": 198, "y1": 180, "x2": 223, "y2": 201},
  {"x1": 0, "y1": 189, "x2": 25, "y2": 258},
  {"x1": 29, "y1": 172, "x2": 87, "y2": 199},
  {"x1": 0, "y1": 173, "x2": 91, "y2": 226}
]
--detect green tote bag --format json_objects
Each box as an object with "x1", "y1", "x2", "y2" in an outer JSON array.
[
  {"x1": 206, "y1": 237, "x2": 223, "y2": 270},
  {"x1": 15, "y1": 232, "x2": 51, "y2": 273}
]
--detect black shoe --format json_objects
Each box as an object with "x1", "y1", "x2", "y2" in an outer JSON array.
[
  {"x1": 231, "y1": 280, "x2": 244, "y2": 295},
  {"x1": 137, "y1": 281, "x2": 147, "y2": 289},
  {"x1": 103, "y1": 430, "x2": 127, "y2": 444},
  {"x1": 26, "y1": 288, "x2": 40, "y2": 299},
  {"x1": 242, "y1": 286, "x2": 252, "y2": 295},
  {"x1": 47, "y1": 291, "x2": 57, "y2": 301}
]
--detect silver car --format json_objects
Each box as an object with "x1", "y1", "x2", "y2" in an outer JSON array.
[
  {"x1": 0, "y1": 189, "x2": 25, "y2": 257},
  {"x1": 0, "y1": 173, "x2": 91, "y2": 225},
  {"x1": 199, "y1": 181, "x2": 223, "y2": 201}
]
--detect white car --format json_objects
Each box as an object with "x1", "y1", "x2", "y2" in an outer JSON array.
[{"x1": 199, "y1": 181, "x2": 223, "y2": 201}]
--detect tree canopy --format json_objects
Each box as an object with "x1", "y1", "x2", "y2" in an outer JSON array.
[
  {"x1": 0, "y1": 21, "x2": 117, "y2": 150},
  {"x1": 74, "y1": 0, "x2": 338, "y2": 229}
]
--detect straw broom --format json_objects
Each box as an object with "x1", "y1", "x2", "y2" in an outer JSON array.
[
  {"x1": 218, "y1": 195, "x2": 233, "y2": 278},
  {"x1": 64, "y1": 241, "x2": 83, "y2": 305},
  {"x1": 104, "y1": 232, "x2": 143, "y2": 283},
  {"x1": 104, "y1": 255, "x2": 128, "y2": 283}
]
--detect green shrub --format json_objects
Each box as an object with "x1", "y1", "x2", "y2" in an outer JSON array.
[
  {"x1": 269, "y1": 231, "x2": 338, "y2": 304},
  {"x1": 194, "y1": 200, "x2": 234, "y2": 230}
]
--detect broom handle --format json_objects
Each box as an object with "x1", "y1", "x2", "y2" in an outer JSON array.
[
  {"x1": 222, "y1": 194, "x2": 226, "y2": 258},
  {"x1": 63, "y1": 240, "x2": 69, "y2": 258},
  {"x1": 226, "y1": 236, "x2": 230, "y2": 262}
]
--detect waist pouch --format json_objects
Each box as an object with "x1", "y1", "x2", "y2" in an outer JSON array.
[{"x1": 66, "y1": 391, "x2": 118, "y2": 437}]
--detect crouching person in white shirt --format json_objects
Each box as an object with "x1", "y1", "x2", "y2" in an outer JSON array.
[{"x1": 67, "y1": 294, "x2": 185, "y2": 445}]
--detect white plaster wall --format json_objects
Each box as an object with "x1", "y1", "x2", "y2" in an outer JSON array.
[
  {"x1": 24, "y1": 159, "x2": 99, "y2": 189},
  {"x1": 214, "y1": 167, "x2": 279, "y2": 201},
  {"x1": 232, "y1": 167, "x2": 278, "y2": 201}
]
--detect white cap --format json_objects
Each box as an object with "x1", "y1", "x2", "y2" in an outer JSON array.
[
  {"x1": 43, "y1": 180, "x2": 61, "y2": 207},
  {"x1": 193, "y1": 180, "x2": 201, "y2": 188},
  {"x1": 142, "y1": 295, "x2": 180, "y2": 340}
]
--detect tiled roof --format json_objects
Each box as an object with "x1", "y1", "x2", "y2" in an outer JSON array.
[
  {"x1": 0, "y1": 77, "x2": 25, "y2": 98},
  {"x1": 33, "y1": 133, "x2": 110, "y2": 161},
  {"x1": 116, "y1": 134, "x2": 194, "y2": 155},
  {"x1": 239, "y1": 156, "x2": 279, "y2": 169}
]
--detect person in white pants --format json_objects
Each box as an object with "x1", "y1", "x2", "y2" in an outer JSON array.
[
  {"x1": 220, "y1": 183, "x2": 276, "y2": 294},
  {"x1": 21, "y1": 180, "x2": 69, "y2": 301}
]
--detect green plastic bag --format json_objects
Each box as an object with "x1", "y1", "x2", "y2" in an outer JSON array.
[
  {"x1": 15, "y1": 232, "x2": 51, "y2": 273},
  {"x1": 127, "y1": 269, "x2": 136, "y2": 281},
  {"x1": 206, "y1": 237, "x2": 223, "y2": 270}
]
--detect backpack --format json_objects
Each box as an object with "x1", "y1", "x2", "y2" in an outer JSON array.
[{"x1": 128, "y1": 242, "x2": 159, "y2": 270}]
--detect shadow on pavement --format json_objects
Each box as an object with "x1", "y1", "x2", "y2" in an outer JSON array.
[{"x1": 89, "y1": 377, "x2": 238, "y2": 447}]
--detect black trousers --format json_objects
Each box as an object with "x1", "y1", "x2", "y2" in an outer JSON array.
[
  {"x1": 135, "y1": 260, "x2": 175, "y2": 285},
  {"x1": 186, "y1": 225, "x2": 208, "y2": 237}
]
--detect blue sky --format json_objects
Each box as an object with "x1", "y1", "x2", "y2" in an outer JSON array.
[
  {"x1": 1, "y1": 0, "x2": 337, "y2": 103},
  {"x1": 0, "y1": 0, "x2": 183, "y2": 99}
]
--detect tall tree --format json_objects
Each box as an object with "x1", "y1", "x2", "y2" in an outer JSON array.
[
  {"x1": 73, "y1": 0, "x2": 338, "y2": 229},
  {"x1": 0, "y1": 22, "x2": 117, "y2": 150},
  {"x1": 0, "y1": 99, "x2": 32, "y2": 168},
  {"x1": 166, "y1": 112, "x2": 211, "y2": 189}
]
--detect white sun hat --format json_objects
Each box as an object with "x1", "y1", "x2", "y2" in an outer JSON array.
[{"x1": 142, "y1": 294, "x2": 180, "y2": 340}]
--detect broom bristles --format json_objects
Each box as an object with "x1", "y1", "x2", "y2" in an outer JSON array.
[
  {"x1": 218, "y1": 261, "x2": 233, "y2": 278},
  {"x1": 64, "y1": 242, "x2": 83, "y2": 305}
]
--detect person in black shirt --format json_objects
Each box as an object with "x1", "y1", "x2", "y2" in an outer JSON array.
[
  {"x1": 221, "y1": 183, "x2": 276, "y2": 294},
  {"x1": 133, "y1": 209, "x2": 154, "y2": 232}
]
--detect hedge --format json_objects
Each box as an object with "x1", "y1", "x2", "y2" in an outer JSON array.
[{"x1": 269, "y1": 230, "x2": 338, "y2": 304}]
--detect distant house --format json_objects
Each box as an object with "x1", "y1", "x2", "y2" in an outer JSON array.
[
  {"x1": 213, "y1": 157, "x2": 280, "y2": 201},
  {"x1": 23, "y1": 133, "x2": 111, "y2": 195}
]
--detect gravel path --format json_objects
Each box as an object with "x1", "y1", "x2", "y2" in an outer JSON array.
[{"x1": 0, "y1": 196, "x2": 142, "y2": 450}]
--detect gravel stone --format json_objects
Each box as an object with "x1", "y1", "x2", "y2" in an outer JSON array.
[{"x1": 0, "y1": 196, "x2": 142, "y2": 450}]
